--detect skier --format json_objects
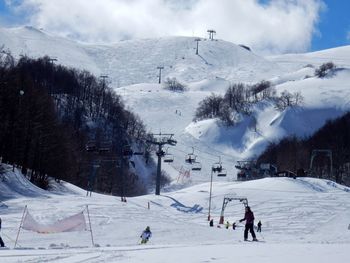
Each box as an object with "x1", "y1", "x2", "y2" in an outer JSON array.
[
  {"x1": 225, "y1": 221, "x2": 230, "y2": 229},
  {"x1": 0, "y1": 217, "x2": 5, "y2": 247},
  {"x1": 209, "y1": 219, "x2": 214, "y2": 227},
  {"x1": 257, "y1": 220, "x2": 262, "y2": 232},
  {"x1": 232, "y1": 222, "x2": 236, "y2": 230},
  {"x1": 140, "y1": 226, "x2": 152, "y2": 244},
  {"x1": 239, "y1": 206, "x2": 258, "y2": 241}
]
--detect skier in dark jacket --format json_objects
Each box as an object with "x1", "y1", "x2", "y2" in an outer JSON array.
[
  {"x1": 239, "y1": 206, "x2": 258, "y2": 241},
  {"x1": 257, "y1": 220, "x2": 262, "y2": 232},
  {"x1": 0, "y1": 217, "x2": 5, "y2": 247},
  {"x1": 209, "y1": 219, "x2": 214, "y2": 227},
  {"x1": 232, "y1": 222, "x2": 236, "y2": 230}
]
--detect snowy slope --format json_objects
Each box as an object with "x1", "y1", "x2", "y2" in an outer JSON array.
[
  {"x1": 0, "y1": 166, "x2": 350, "y2": 262},
  {"x1": 0, "y1": 26, "x2": 281, "y2": 86},
  {"x1": 267, "y1": 45, "x2": 350, "y2": 72},
  {"x1": 116, "y1": 67, "x2": 350, "y2": 182}
]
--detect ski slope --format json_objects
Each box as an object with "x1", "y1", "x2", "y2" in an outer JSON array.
[
  {"x1": 0, "y1": 165, "x2": 350, "y2": 262},
  {"x1": 0, "y1": 26, "x2": 281, "y2": 86}
]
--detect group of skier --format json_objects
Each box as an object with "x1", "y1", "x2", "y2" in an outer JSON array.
[{"x1": 209, "y1": 206, "x2": 262, "y2": 241}]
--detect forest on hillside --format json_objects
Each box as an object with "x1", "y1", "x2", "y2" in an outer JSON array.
[
  {"x1": 0, "y1": 47, "x2": 154, "y2": 196},
  {"x1": 257, "y1": 111, "x2": 350, "y2": 186}
]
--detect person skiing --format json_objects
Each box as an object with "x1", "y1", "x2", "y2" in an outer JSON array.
[
  {"x1": 257, "y1": 220, "x2": 262, "y2": 232},
  {"x1": 140, "y1": 226, "x2": 152, "y2": 244},
  {"x1": 0, "y1": 217, "x2": 5, "y2": 247},
  {"x1": 209, "y1": 219, "x2": 214, "y2": 227},
  {"x1": 232, "y1": 222, "x2": 236, "y2": 230},
  {"x1": 239, "y1": 206, "x2": 258, "y2": 241},
  {"x1": 225, "y1": 221, "x2": 230, "y2": 229}
]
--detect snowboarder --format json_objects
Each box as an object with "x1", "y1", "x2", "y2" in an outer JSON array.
[
  {"x1": 257, "y1": 220, "x2": 262, "y2": 232},
  {"x1": 209, "y1": 219, "x2": 214, "y2": 227},
  {"x1": 239, "y1": 206, "x2": 258, "y2": 241},
  {"x1": 140, "y1": 226, "x2": 152, "y2": 244},
  {"x1": 0, "y1": 217, "x2": 5, "y2": 247}
]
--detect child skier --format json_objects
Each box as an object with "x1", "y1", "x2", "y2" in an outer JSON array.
[
  {"x1": 257, "y1": 220, "x2": 262, "y2": 232},
  {"x1": 140, "y1": 226, "x2": 152, "y2": 244},
  {"x1": 209, "y1": 219, "x2": 214, "y2": 227},
  {"x1": 0, "y1": 217, "x2": 5, "y2": 247},
  {"x1": 239, "y1": 206, "x2": 258, "y2": 241},
  {"x1": 232, "y1": 222, "x2": 236, "y2": 230}
]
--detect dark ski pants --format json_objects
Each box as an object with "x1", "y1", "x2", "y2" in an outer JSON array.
[
  {"x1": 0, "y1": 236, "x2": 4, "y2": 247},
  {"x1": 244, "y1": 223, "x2": 256, "y2": 240}
]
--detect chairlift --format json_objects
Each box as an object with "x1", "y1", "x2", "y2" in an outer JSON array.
[
  {"x1": 212, "y1": 163, "x2": 222, "y2": 173},
  {"x1": 185, "y1": 147, "x2": 196, "y2": 164},
  {"x1": 164, "y1": 155, "x2": 174, "y2": 163},
  {"x1": 185, "y1": 154, "x2": 196, "y2": 164},
  {"x1": 217, "y1": 168, "x2": 227, "y2": 177},
  {"x1": 192, "y1": 161, "x2": 202, "y2": 171},
  {"x1": 157, "y1": 149, "x2": 165, "y2": 157},
  {"x1": 163, "y1": 147, "x2": 174, "y2": 163},
  {"x1": 212, "y1": 156, "x2": 226, "y2": 176}
]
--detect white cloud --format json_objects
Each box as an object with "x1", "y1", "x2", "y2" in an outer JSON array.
[{"x1": 6, "y1": 0, "x2": 324, "y2": 54}]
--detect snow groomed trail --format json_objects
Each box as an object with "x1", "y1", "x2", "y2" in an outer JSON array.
[{"x1": 1, "y1": 169, "x2": 350, "y2": 262}]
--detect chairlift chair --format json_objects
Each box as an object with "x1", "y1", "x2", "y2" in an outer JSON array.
[
  {"x1": 217, "y1": 168, "x2": 227, "y2": 177},
  {"x1": 163, "y1": 147, "x2": 174, "y2": 163},
  {"x1": 212, "y1": 163, "x2": 222, "y2": 173},
  {"x1": 192, "y1": 161, "x2": 202, "y2": 171},
  {"x1": 164, "y1": 154, "x2": 174, "y2": 163},
  {"x1": 185, "y1": 147, "x2": 196, "y2": 164},
  {"x1": 185, "y1": 154, "x2": 196, "y2": 164}
]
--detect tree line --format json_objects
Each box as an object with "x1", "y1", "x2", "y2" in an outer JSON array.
[
  {"x1": 257, "y1": 112, "x2": 350, "y2": 186},
  {"x1": 0, "y1": 48, "x2": 152, "y2": 195}
]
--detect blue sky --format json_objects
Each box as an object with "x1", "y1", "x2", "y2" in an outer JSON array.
[
  {"x1": 311, "y1": 0, "x2": 350, "y2": 51},
  {"x1": 0, "y1": 0, "x2": 350, "y2": 53}
]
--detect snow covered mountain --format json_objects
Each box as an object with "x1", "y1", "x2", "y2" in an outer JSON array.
[
  {"x1": 0, "y1": 26, "x2": 281, "y2": 86},
  {"x1": 1, "y1": 26, "x2": 350, "y2": 185}
]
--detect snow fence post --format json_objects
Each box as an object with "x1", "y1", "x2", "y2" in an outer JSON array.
[
  {"x1": 86, "y1": 205, "x2": 95, "y2": 247},
  {"x1": 14, "y1": 205, "x2": 27, "y2": 248}
]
